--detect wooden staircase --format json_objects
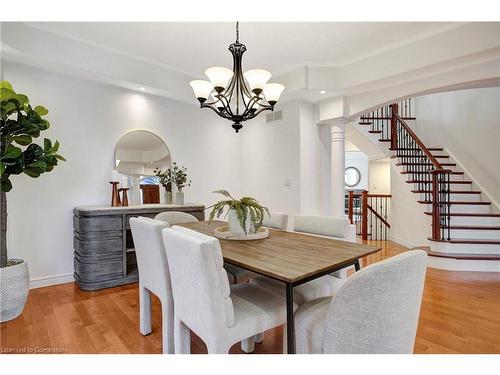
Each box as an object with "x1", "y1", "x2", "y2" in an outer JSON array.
[{"x1": 358, "y1": 99, "x2": 500, "y2": 269}]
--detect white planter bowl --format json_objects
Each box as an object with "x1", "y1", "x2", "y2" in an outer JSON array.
[
  {"x1": 228, "y1": 209, "x2": 255, "y2": 237},
  {"x1": 0, "y1": 259, "x2": 29, "y2": 323}
]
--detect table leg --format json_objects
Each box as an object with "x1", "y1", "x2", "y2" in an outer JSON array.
[
  {"x1": 355, "y1": 259, "x2": 361, "y2": 271},
  {"x1": 285, "y1": 282, "x2": 295, "y2": 354}
]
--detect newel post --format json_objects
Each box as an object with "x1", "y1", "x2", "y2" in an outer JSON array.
[
  {"x1": 390, "y1": 103, "x2": 398, "y2": 150},
  {"x1": 361, "y1": 190, "x2": 368, "y2": 241},
  {"x1": 348, "y1": 191, "x2": 354, "y2": 224},
  {"x1": 431, "y1": 170, "x2": 441, "y2": 240}
]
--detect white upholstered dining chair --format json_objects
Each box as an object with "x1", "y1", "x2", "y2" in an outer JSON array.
[
  {"x1": 252, "y1": 215, "x2": 352, "y2": 307},
  {"x1": 162, "y1": 226, "x2": 287, "y2": 354},
  {"x1": 129, "y1": 217, "x2": 174, "y2": 354},
  {"x1": 293, "y1": 215, "x2": 356, "y2": 279},
  {"x1": 295, "y1": 250, "x2": 427, "y2": 354},
  {"x1": 154, "y1": 211, "x2": 198, "y2": 225},
  {"x1": 262, "y1": 212, "x2": 289, "y2": 231}
]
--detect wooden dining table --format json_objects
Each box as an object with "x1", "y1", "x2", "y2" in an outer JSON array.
[{"x1": 178, "y1": 220, "x2": 382, "y2": 354}]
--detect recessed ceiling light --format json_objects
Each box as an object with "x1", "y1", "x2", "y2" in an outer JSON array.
[
  {"x1": 320, "y1": 90, "x2": 326, "y2": 94},
  {"x1": 139, "y1": 87, "x2": 146, "y2": 91}
]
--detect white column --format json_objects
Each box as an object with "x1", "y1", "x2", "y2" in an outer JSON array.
[{"x1": 330, "y1": 121, "x2": 346, "y2": 218}]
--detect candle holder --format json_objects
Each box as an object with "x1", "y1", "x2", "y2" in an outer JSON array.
[
  {"x1": 119, "y1": 188, "x2": 130, "y2": 207},
  {"x1": 110, "y1": 181, "x2": 122, "y2": 207}
]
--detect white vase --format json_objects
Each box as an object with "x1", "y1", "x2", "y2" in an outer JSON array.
[
  {"x1": 175, "y1": 191, "x2": 184, "y2": 205},
  {"x1": 228, "y1": 209, "x2": 255, "y2": 236},
  {"x1": 0, "y1": 259, "x2": 29, "y2": 323}
]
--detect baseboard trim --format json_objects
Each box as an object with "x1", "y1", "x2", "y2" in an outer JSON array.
[
  {"x1": 29, "y1": 273, "x2": 74, "y2": 290},
  {"x1": 388, "y1": 235, "x2": 420, "y2": 250}
]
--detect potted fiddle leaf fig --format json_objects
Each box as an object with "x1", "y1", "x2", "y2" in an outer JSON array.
[
  {"x1": 208, "y1": 190, "x2": 269, "y2": 236},
  {"x1": 0, "y1": 81, "x2": 65, "y2": 323},
  {"x1": 154, "y1": 166, "x2": 173, "y2": 204},
  {"x1": 171, "y1": 162, "x2": 191, "y2": 205}
]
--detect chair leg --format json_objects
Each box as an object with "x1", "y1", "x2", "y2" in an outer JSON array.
[
  {"x1": 282, "y1": 324, "x2": 288, "y2": 354},
  {"x1": 160, "y1": 299, "x2": 174, "y2": 354},
  {"x1": 174, "y1": 318, "x2": 191, "y2": 354},
  {"x1": 241, "y1": 337, "x2": 255, "y2": 353},
  {"x1": 254, "y1": 333, "x2": 264, "y2": 343},
  {"x1": 207, "y1": 341, "x2": 231, "y2": 354},
  {"x1": 139, "y1": 286, "x2": 152, "y2": 335}
]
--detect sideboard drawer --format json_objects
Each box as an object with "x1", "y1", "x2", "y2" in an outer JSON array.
[
  {"x1": 74, "y1": 215, "x2": 122, "y2": 232},
  {"x1": 74, "y1": 237, "x2": 123, "y2": 256},
  {"x1": 74, "y1": 258, "x2": 123, "y2": 281}
]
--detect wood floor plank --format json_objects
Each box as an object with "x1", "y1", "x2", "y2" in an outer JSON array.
[{"x1": 1, "y1": 240, "x2": 499, "y2": 354}]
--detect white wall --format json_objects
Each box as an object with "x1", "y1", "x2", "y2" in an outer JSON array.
[
  {"x1": 414, "y1": 87, "x2": 500, "y2": 208},
  {"x1": 240, "y1": 101, "x2": 301, "y2": 217},
  {"x1": 345, "y1": 151, "x2": 369, "y2": 191},
  {"x1": 389, "y1": 159, "x2": 431, "y2": 248},
  {"x1": 369, "y1": 159, "x2": 390, "y2": 194},
  {"x1": 299, "y1": 101, "x2": 322, "y2": 215},
  {"x1": 3, "y1": 61, "x2": 243, "y2": 287}
]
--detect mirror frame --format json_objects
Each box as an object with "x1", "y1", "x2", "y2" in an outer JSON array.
[{"x1": 344, "y1": 166, "x2": 361, "y2": 187}]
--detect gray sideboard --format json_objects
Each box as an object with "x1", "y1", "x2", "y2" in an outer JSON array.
[{"x1": 73, "y1": 204, "x2": 205, "y2": 291}]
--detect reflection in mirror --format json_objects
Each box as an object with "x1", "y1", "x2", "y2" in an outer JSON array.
[
  {"x1": 345, "y1": 166, "x2": 361, "y2": 187},
  {"x1": 115, "y1": 130, "x2": 170, "y2": 175},
  {"x1": 115, "y1": 130, "x2": 170, "y2": 205}
]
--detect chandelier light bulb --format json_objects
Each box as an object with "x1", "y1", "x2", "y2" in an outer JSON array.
[
  {"x1": 205, "y1": 67, "x2": 234, "y2": 92},
  {"x1": 189, "y1": 80, "x2": 214, "y2": 102},
  {"x1": 263, "y1": 83, "x2": 285, "y2": 106},
  {"x1": 244, "y1": 69, "x2": 272, "y2": 95}
]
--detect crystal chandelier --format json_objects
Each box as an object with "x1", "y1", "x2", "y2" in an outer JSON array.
[{"x1": 189, "y1": 22, "x2": 285, "y2": 133}]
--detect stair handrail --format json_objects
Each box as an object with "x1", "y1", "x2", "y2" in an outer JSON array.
[
  {"x1": 393, "y1": 111, "x2": 447, "y2": 171},
  {"x1": 389, "y1": 103, "x2": 452, "y2": 241}
]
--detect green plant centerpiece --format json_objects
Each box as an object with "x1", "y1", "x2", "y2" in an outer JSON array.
[
  {"x1": 208, "y1": 190, "x2": 269, "y2": 236},
  {"x1": 0, "y1": 80, "x2": 65, "y2": 322},
  {"x1": 154, "y1": 166, "x2": 173, "y2": 203}
]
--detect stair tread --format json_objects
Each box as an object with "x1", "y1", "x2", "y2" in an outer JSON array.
[
  {"x1": 406, "y1": 180, "x2": 472, "y2": 184},
  {"x1": 396, "y1": 154, "x2": 449, "y2": 158},
  {"x1": 418, "y1": 201, "x2": 491, "y2": 205},
  {"x1": 424, "y1": 212, "x2": 500, "y2": 217},
  {"x1": 368, "y1": 130, "x2": 382, "y2": 133},
  {"x1": 401, "y1": 171, "x2": 463, "y2": 175},
  {"x1": 397, "y1": 163, "x2": 456, "y2": 166},
  {"x1": 412, "y1": 190, "x2": 481, "y2": 194},
  {"x1": 423, "y1": 247, "x2": 500, "y2": 260},
  {"x1": 428, "y1": 238, "x2": 500, "y2": 245},
  {"x1": 443, "y1": 225, "x2": 500, "y2": 230},
  {"x1": 390, "y1": 147, "x2": 444, "y2": 151},
  {"x1": 379, "y1": 139, "x2": 391, "y2": 142}
]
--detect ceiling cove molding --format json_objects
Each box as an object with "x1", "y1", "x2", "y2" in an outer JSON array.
[
  {"x1": 1, "y1": 23, "x2": 196, "y2": 103},
  {"x1": 2, "y1": 22, "x2": 498, "y2": 110}
]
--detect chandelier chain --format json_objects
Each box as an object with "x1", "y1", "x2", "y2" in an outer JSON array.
[{"x1": 236, "y1": 21, "x2": 239, "y2": 43}]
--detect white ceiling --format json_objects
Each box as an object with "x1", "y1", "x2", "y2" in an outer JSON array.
[{"x1": 28, "y1": 22, "x2": 459, "y2": 78}]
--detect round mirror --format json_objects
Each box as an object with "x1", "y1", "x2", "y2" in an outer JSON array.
[
  {"x1": 345, "y1": 166, "x2": 361, "y2": 187},
  {"x1": 115, "y1": 130, "x2": 170, "y2": 176}
]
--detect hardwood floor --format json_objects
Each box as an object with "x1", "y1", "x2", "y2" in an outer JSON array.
[{"x1": 1, "y1": 240, "x2": 499, "y2": 354}]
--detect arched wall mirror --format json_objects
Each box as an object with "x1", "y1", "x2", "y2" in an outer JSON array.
[
  {"x1": 115, "y1": 130, "x2": 171, "y2": 175},
  {"x1": 345, "y1": 166, "x2": 361, "y2": 188},
  {"x1": 115, "y1": 130, "x2": 171, "y2": 204}
]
